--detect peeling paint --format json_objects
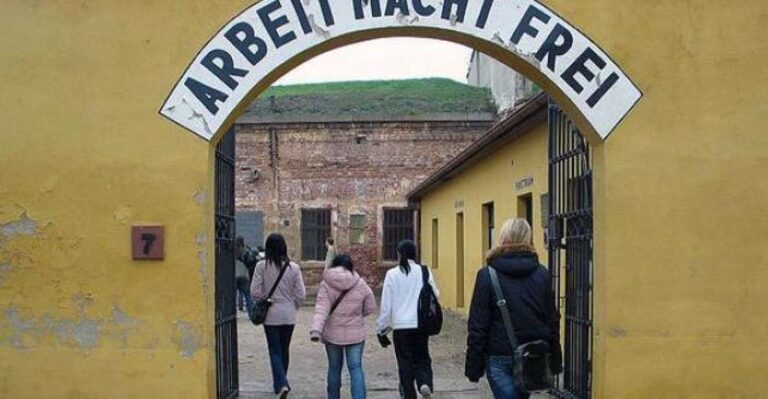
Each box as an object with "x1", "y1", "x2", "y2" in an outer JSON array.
[
  {"x1": 3, "y1": 307, "x2": 35, "y2": 348},
  {"x1": 173, "y1": 321, "x2": 203, "y2": 358},
  {"x1": 609, "y1": 326, "x2": 628, "y2": 337},
  {"x1": 0, "y1": 212, "x2": 39, "y2": 239},
  {"x1": 183, "y1": 98, "x2": 213, "y2": 136},
  {"x1": 491, "y1": 31, "x2": 505, "y2": 46},
  {"x1": 196, "y1": 232, "x2": 209, "y2": 296},
  {"x1": 396, "y1": 11, "x2": 407, "y2": 25},
  {"x1": 193, "y1": 188, "x2": 207, "y2": 206},
  {"x1": 113, "y1": 206, "x2": 132, "y2": 224},
  {"x1": 450, "y1": 13, "x2": 458, "y2": 26},
  {"x1": 308, "y1": 14, "x2": 331, "y2": 39}
]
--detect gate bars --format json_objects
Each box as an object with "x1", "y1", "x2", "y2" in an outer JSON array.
[
  {"x1": 547, "y1": 101, "x2": 594, "y2": 399},
  {"x1": 215, "y1": 128, "x2": 239, "y2": 399}
]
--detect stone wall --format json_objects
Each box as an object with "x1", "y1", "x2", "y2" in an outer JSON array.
[{"x1": 235, "y1": 120, "x2": 492, "y2": 293}]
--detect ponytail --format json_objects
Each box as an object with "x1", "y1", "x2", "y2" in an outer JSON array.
[
  {"x1": 399, "y1": 256, "x2": 411, "y2": 275},
  {"x1": 396, "y1": 239, "x2": 417, "y2": 275}
]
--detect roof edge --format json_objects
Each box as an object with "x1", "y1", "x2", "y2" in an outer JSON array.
[
  {"x1": 236, "y1": 112, "x2": 496, "y2": 124},
  {"x1": 406, "y1": 93, "x2": 548, "y2": 202}
]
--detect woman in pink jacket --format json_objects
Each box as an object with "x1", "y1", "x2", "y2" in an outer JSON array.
[{"x1": 310, "y1": 254, "x2": 377, "y2": 399}]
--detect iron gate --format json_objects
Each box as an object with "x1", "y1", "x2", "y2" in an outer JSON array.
[
  {"x1": 215, "y1": 128, "x2": 239, "y2": 399},
  {"x1": 547, "y1": 101, "x2": 593, "y2": 399}
]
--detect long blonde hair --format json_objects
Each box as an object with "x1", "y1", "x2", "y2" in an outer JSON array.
[{"x1": 498, "y1": 218, "x2": 532, "y2": 247}]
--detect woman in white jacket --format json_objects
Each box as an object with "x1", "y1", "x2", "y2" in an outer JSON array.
[{"x1": 377, "y1": 240, "x2": 440, "y2": 399}]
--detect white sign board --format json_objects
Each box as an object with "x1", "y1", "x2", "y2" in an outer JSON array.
[{"x1": 160, "y1": 0, "x2": 641, "y2": 141}]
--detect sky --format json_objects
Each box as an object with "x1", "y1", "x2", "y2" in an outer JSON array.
[{"x1": 273, "y1": 38, "x2": 474, "y2": 85}]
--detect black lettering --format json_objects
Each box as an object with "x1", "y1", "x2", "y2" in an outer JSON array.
[
  {"x1": 141, "y1": 233, "x2": 156, "y2": 255},
  {"x1": 413, "y1": 0, "x2": 435, "y2": 16},
  {"x1": 535, "y1": 23, "x2": 573, "y2": 72},
  {"x1": 587, "y1": 72, "x2": 619, "y2": 107},
  {"x1": 318, "y1": 0, "x2": 336, "y2": 26},
  {"x1": 200, "y1": 49, "x2": 248, "y2": 90},
  {"x1": 224, "y1": 22, "x2": 269, "y2": 65},
  {"x1": 475, "y1": 0, "x2": 493, "y2": 29},
  {"x1": 441, "y1": 0, "x2": 467, "y2": 23},
  {"x1": 257, "y1": 0, "x2": 297, "y2": 49},
  {"x1": 510, "y1": 5, "x2": 550, "y2": 45},
  {"x1": 385, "y1": 0, "x2": 409, "y2": 16},
  {"x1": 353, "y1": 0, "x2": 382, "y2": 19},
  {"x1": 184, "y1": 77, "x2": 228, "y2": 115},
  {"x1": 561, "y1": 47, "x2": 606, "y2": 94},
  {"x1": 289, "y1": 0, "x2": 312, "y2": 34}
]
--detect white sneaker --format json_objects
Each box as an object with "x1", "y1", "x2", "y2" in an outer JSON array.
[
  {"x1": 419, "y1": 385, "x2": 432, "y2": 398},
  {"x1": 277, "y1": 386, "x2": 289, "y2": 398}
]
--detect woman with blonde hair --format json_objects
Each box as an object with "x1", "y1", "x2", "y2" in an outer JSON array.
[{"x1": 464, "y1": 218, "x2": 562, "y2": 398}]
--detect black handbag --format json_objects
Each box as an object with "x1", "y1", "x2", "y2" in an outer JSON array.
[
  {"x1": 488, "y1": 266, "x2": 552, "y2": 393},
  {"x1": 249, "y1": 262, "x2": 289, "y2": 326},
  {"x1": 417, "y1": 265, "x2": 443, "y2": 336}
]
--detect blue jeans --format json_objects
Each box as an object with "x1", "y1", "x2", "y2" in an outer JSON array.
[
  {"x1": 487, "y1": 356, "x2": 528, "y2": 399},
  {"x1": 264, "y1": 325, "x2": 294, "y2": 394},
  {"x1": 236, "y1": 278, "x2": 254, "y2": 312},
  {"x1": 325, "y1": 342, "x2": 366, "y2": 399}
]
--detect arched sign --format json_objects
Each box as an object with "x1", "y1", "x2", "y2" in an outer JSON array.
[{"x1": 160, "y1": 0, "x2": 641, "y2": 141}]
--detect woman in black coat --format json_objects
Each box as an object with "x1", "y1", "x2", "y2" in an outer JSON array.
[{"x1": 465, "y1": 218, "x2": 562, "y2": 398}]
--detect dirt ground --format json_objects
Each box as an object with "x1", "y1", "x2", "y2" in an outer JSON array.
[{"x1": 237, "y1": 305, "x2": 552, "y2": 398}]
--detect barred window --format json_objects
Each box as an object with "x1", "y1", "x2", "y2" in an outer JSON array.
[
  {"x1": 301, "y1": 209, "x2": 331, "y2": 261},
  {"x1": 383, "y1": 208, "x2": 414, "y2": 261}
]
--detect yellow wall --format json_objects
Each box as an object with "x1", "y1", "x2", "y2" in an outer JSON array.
[
  {"x1": 1, "y1": 0, "x2": 766, "y2": 398},
  {"x1": 420, "y1": 120, "x2": 549, "y2": 313},
  {"x1": 0, "y1": 2, "x2": 246, "y2": 397}
]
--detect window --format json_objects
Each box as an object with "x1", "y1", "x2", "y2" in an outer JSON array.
[
  {"x1": 301, "y1": 209, "x2": 331, "y2": 261},
  {"x1": 349, "y1": 214, "x2": 366, "y2": 244},
  {"x1": 431, "y1": 218, "x2": 439, "y2": 269},
  {"x1": 517, "y1": 194, "x2": 533, "y2": 236},
  {"x1": 482, "y1": 202, "x2": 495, "y2": 251},
  {"x1": 382, "y1": 208, "x2": 414, "y2": 260}
]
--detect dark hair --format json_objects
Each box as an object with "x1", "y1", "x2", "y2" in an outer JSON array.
[
  {"x1": 330, "y1": 254, "x2": 354, "y2": 272},
  {"x1": 326, "y1": 237, "x2": 335, "y2": 246},
  {"x1": 396, "y1": 239, "x2": 417, "y2": 275},
  {"x1": 264, "y1": 233, "x2": 289, "y2": 269}
]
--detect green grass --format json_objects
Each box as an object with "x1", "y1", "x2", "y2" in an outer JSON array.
[{"x1": 245, "y1": 78, "x2": 495, "y2": 117}]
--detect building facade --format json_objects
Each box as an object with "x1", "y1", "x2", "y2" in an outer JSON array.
[
  {"x1": 235, "y1": 79, "x2": 495, "y2": 290},
  {"x1": 408, "y1": 93, "x2": 549, "y2": 312}
]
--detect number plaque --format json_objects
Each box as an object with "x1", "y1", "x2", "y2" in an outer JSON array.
[{"x1": 131, "y1": 226, "x2": 164, "y2": 260}]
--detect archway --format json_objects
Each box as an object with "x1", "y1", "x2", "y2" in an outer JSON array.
[
  {"x1": 160, "y1": 0, "x2": 641, "y2": 144},
  {"x1": 160, "y1": 1, "x2": 641, "y2": 398}
]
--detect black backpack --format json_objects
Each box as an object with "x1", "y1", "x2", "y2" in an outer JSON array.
[{"x1": 417, "y1": 265, "x2": 443, "y2": 336}]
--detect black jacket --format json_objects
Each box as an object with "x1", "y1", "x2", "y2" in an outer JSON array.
[{"x1": 465, "y1": 247, "x2": 562, "y2": 382}]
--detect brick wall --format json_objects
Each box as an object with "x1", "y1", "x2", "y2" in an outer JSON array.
[{"x1": 235, "y1": 120, "x2": 492, "y2": 293}]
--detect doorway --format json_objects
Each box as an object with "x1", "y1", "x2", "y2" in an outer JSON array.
[{"x1": 455, "y1": 212, "x2": 465, "y2": 309}]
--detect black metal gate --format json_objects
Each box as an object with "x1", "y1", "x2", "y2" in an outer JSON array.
[
  {"x1": 215, "y1": 127, "x2": 239, "y2": 399},
  {"x1": 547, "y1": 101, "x2": 593, "y2": 399}
]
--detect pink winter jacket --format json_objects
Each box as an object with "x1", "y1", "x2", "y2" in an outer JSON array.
[{"x1": 310, "y1": 268, "x2": 377, "y2": 346}]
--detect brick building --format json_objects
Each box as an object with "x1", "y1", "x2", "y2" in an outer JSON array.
[{"x1": 234, "y1": 79, "x2": 495, "y2": 292}]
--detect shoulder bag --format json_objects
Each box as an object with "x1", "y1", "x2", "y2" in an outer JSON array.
[
  {"x1": 488, "y1": 266, "x2": 552, "y2": 393},
  {"x1": 249, "y1": 262, "x2": 289, "y2": 326}
]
